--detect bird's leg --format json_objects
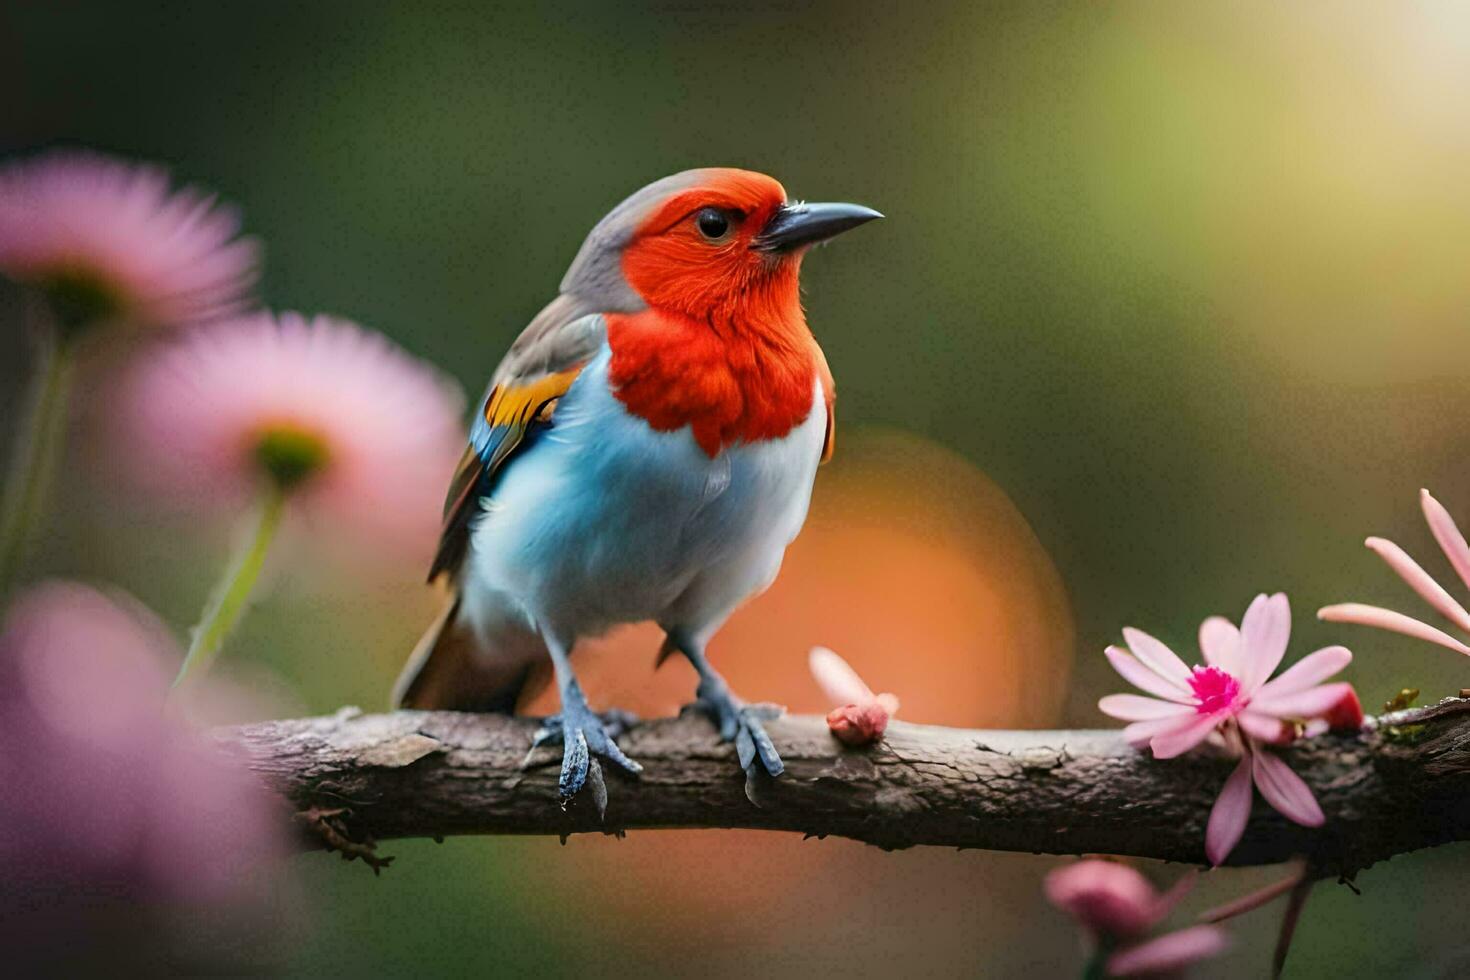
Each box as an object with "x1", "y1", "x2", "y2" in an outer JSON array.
[
  {"x1": 669, "y1": 631, "x2": 784, "y2": 777},
  {"x1": 531, "y1": 637, "x2": 642, "y2": 805}
]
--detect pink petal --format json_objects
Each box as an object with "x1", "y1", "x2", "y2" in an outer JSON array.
[
  {"x1": 1205, "y1": 754, "x2": 1254, "y2": 866},
  {"x1": 1107, "y1": 926, "x2": 1229, "y2": 977},
  {"x1": 1252, "y1": 681, "x2": 1356, "y2": 720},
  {"x1": 1123, "y1": 716, "x2": 1193, "y2": 749},
  {"x1": 875, "y1": 692, "x2": 900, "y2": 715},
  {"x1": 1239, "y1": 592, "x2": 1291, "y2": 693},
  {"x1": 1422, "y1": 489, "x2": 1470, "y2": 595},
  {"x1": 808, "y1": 646, "x2": 874, "y2": 706},
  {"x1": 1254, "y1": 646, "x2": 1351, "y2": 700},
  {"x1": 1105, "y1": 646, "x2": 1193, "y2": 703},
  {"x1": 1251, "y1": 747, "x2": 1324, "y2": 827},
  {"x1": 1198, "y1": 616, "x2": 1241, "y2": 674},
  {"x1": 1237, "y1": 710, "x2": 1291, "y2": 744},
  {"x1": 1317, "y1": 603, "x2": 1470, "y2": 655},
  {"x1": 1149, "y1": 712, "x2": 1222, "y2": 759},
  {"x1": 1099, "y1": 694, "x2": 1195, "y2": 722},
  {"x1": 1366, "y1": 536, "x2": 1470, "y2": 634},
  {"x1": 1122, "y1": 627, "x2": 1192, "y2": 687}
]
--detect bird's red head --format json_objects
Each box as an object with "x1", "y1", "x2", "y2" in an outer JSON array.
[
  {"x1": 621, "y1": 169, "x2": 793, "y2": 322},
  {"x1": 601, "y1": 168, "x2": 880, "y2": 333}
]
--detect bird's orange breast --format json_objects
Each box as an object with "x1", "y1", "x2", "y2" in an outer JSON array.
[{"x1": 606, "y1": 308, "x2": 829, "y2": 458}]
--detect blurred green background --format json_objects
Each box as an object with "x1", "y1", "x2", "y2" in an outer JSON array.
[{"x1": 6, "y1": 1, "x2": 1470, "y2": 976}]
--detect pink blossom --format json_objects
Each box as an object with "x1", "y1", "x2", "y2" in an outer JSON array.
[
  {"x1": 0, "y1": 150, "x2": 259, "y2": 328},
  {"x1": 1045, "y1": 860, "x2": 1228, "y2": 977},
  {"x1": 808, "y1": 646, "x2": 899, "y2": 746},
  {"x1": 117, "y1": 311, "x2": 465, "y2": 557},
  {"x1": 0, "y1": 582, "x2": 286, "y2": 968},
  {"x1": 1045, "y1": 860, "x2": 1181, "y2": 938},
  {"x1": 1320, "y1": 488, "x2": 1470, "y2": 659},
  {"x1": 1099, "y1": 594, "x2": 1357, "y2": 864},
  {"x1": 1100, "y1": 595, "x2": 1355, "y2": 756}
]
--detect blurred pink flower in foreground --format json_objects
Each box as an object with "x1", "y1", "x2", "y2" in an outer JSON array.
[
  {"x1": 809, "y1": 645, "x2": 899, "y2": 746},
  {"x1": 119, "y1": 310, "x2": 466, "y2": 551},
  {"x1": 0, "y1": 149, "x2": 259, "y2": 328},
  {"x1": 1319, "y1": 488, "x2": 1470, "y2": 659},
  {"x1": 1045, "y1": 860, "x2": 1228, "y2": 977},
  {"x1": 1099, "y1": 594, "x2": 1362, "y2": 864},
  {"x1": 0, "y1": 581, "x2": 286, "y2": 971}
]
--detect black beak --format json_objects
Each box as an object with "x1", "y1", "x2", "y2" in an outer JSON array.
[{"x1": 753, "y1": 201, "x2": 883, "y2": 252}]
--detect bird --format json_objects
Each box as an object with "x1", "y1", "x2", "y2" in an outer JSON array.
[{"x1": 392, "y1": 168, "x2": 881, "y2": 804}]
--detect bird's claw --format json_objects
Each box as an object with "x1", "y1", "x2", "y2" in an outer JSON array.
[
  {"x1": 532, "y1": 706, "x2": 638, "y2": 749},
  {"x1": 690, "y1": 679, "x2": 784, "y2": 777},
  {"x1": 528, "y1": 704, "x2": 642, "y2": 809}
]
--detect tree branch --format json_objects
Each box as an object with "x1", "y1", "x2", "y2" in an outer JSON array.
[{"x1": 218, "y1": 699, "x2": 1470, "y2": 876}]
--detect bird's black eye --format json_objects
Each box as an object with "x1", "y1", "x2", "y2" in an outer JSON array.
[{"x1": 696, "y1": 207, "x2": 731, "y2": 241}]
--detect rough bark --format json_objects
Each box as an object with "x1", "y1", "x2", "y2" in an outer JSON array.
[{"x1": 217, "y1": 699, "x2": 1470, "y2": 876}]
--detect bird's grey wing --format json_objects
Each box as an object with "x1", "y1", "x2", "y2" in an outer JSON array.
[{"x1": 427, "y1": 296, "x2": 607, "y2": 582}]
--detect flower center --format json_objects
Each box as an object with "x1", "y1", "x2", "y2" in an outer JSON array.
[
  {"x1": 1187, "y1": 665, "x2": 1240, "y2": 715},
  {"x1": 38, "y1": 264, "x2": 128, "y2": 334},
  {"x1": 253, "y1": 423, "x2": 330, "y2": 491}
]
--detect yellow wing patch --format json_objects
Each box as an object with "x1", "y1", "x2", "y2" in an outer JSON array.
[{"x1": 480, "y1": 368, "x2": 581, "y2": 464}]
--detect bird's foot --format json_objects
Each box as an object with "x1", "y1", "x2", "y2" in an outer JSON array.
[
  {"x1": 689, "y1": 677, "x2": 785, "y2": 777},
  {"x1": 529, "y1": 703, "x2": 642, "y2": 811}
]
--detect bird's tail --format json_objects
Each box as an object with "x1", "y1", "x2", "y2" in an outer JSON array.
[{"x1": 392, "y1": 588, "x2": 550, "y2": 713}]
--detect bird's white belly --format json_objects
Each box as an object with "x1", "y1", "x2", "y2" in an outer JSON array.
[{"x1": 462, "y1": 347, "x2": 825, "y2": 645}]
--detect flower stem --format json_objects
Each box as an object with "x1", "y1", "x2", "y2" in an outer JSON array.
[
  {"x1": 0, "y1": 312, "x2": 75, "y2": 599},
  {"x1": 1082, "y1": 937, "x2": 1117, "y2": 980},
  {"x1": 171, "y1": 485, "x2": 286, "y2": 693}
]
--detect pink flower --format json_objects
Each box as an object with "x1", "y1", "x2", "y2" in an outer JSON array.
[
  {"x1": 0, "y1": 582, "x2": 286, "y2": 968},
  {"x1": 1045, "y1": 860, "x2": 1180, "y2": 938},
  {"x1": 808, "y1": 646, "x2": 900, "y2": 746},
  {"x1": 117, "y1": 311, "x2": 465, "y2": 556},
  {"x1": 1045, "y1": 860, "x2": 1228, "y2": 977},
  {"x1": 1101, "y1": 595, "x2": 1355, "y2": 755},
  {"x1": 1099, "y1": 594, "x2": 1358, "y2": 864},
  {"x1": 0, "y1": 150, "x2": 259, "y2": 328},
  {"x1": 1319, "y1": 488, "x2": 1470, "y2": 659}
]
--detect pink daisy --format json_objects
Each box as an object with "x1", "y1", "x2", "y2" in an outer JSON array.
[
  {"x1": 119, "y1": 311, "x2": 465, "y2": 553},
  {"x1": 1319, "y1": 488, "x2": 1470, "y2": 658},
  {"x1": 1045, "y1": 860, "x2": 1228, "y2": 977},
  {"x1": 808, "y1": 646, "x2": 900, "y2": 746},
  {"x1": 0, "y1": 149, "x2": 259, "y2": 328},
  {"x1": 1099, "y1": 594, "x2": 1361, "y2": 864},
  {"x1": 119, "y1": 311, "x2": 464, "y2": 691}
]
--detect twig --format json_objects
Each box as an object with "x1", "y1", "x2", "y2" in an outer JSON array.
[{"x1": 294, "y1": 805, "x2": 395, "y2": 875}]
